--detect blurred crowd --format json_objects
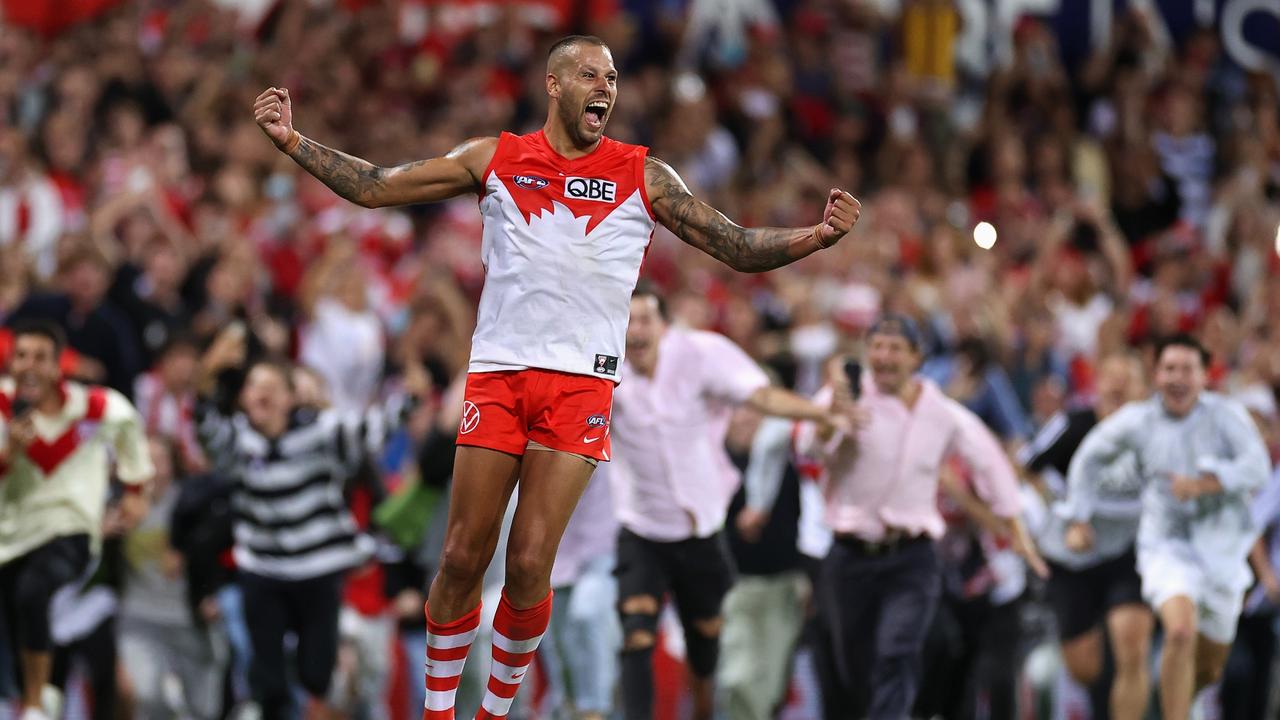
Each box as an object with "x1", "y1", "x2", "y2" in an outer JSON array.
[{"x1": 1, "y1": 0, "x2": 1279, "y2": 718}]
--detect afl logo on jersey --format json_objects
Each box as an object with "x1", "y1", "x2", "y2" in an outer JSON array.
[
  {"x1": 565, "y1": 177, "x2": 616, "y2": 203},
  {"x1": 514, "y1": 175, "x2": 549, "y2": 190}
]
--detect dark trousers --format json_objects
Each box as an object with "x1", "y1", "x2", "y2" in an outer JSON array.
[
  {"x1": 0, "y1": 535, "x2": 91, "y2": 655},
  {"x1": 51, "y1": 616, "x2": 117, "y2": 720},
  {"x1": 615, "y1": 529, "x2": 735, "y2": 720},
  {"x1": 1221, "y1": 612, "x2": 1277, "y2": 720},
  {"x1": 238, "y1": 570, "x2": 345, "y2": 720},
  {"x1": 914, "y1": 594, "x2": 1022, "y2": 720},
  {"x1": 820, "y1": 537, "x2": 941, "y2": 720}
]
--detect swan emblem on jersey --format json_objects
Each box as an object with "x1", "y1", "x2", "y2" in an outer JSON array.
[{"x1": 514, "y1": 175, "x2": 549, "y2": 190}]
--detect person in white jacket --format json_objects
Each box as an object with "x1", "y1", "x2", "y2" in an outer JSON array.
[{"x1": 1064, "y1": 334, "x2": 1271, "y2": 720}]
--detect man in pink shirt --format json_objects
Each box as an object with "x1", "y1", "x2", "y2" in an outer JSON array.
[
  {"x1": 796, "y1": 315, "x2": 1043, "y2": 720},
  {"x1": 609, "y1": 286, "x2": 847, "y2": 720}
]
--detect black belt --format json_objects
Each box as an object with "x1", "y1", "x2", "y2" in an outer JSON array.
[{"x1": 833, "y1": 531, "x2": 928, "y2": 556}]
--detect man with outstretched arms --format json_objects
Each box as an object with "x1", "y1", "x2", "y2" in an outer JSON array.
[{"x1": 254, "y1": 34, "x2": 860, "y2": 720}]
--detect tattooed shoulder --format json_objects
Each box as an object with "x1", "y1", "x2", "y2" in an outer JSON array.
[{"x1": 644, "y1": 155, "x2": 692, "y2": 204}]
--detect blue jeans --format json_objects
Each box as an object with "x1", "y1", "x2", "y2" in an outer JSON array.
[
  {"x1": 400, "y1": 629, "x2": 427, "y2": 719},
  {"x1": 540, "y1": 555, "x2": 620, "y2": 715},
  {"x1": 218, "y1": 583, "x2": 254, "y2": 704}
]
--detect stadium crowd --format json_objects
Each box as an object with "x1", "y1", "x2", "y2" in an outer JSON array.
[{"x1": 1, "y1": 0, "x2": 1280, "y2": 719}]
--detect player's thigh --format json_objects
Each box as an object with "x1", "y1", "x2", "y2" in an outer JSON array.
[
  {"x1": 1046, "y1": 562, "x2": 1107, "y2": 666},
  {"x1": 525, "y1": 371, "x2": 614, "y2": 462},
  {"x1": 615, "y1": 530, "x2": 669, "y2": 608},
  {"x1": 506, "y1": 448, "x2": 596, "y2": 570},
  {"x1": 670, "y1": 533, "x2": 734, "y2": 636},
  {"x1": 441, "y1": 445, "x2": 522, "y2": 561},
  {"x1": 1196, "y1": 582, "x2": 1247, "y2": 648},
  {"x1": 1139, "y1": 541, "x2": 1201, "y2": 628},
  {"x1": 1106, "y1": 602, "x2": 1154, "y2": 669},
  {"x1": 1060, "y1": 629, "x2": 1106, "y2": 685},
  {"x1": 1195, "y1": 635, "x2": 1233, "y2": 689}
]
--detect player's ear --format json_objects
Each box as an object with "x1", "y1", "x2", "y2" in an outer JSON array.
[{"x1": 546, "y1": 73, "x2": 560, "y2": 99}]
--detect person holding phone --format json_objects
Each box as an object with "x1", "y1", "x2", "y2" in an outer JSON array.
[
  {"x1": 795, "y1": 314, "x2": 1044, "y2": 720},
  {"x1": 0, "y1": 319, "x2": 153, "y2": 720}
]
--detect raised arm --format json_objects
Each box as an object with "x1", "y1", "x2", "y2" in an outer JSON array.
[
  {"x1": 645, "y1": 156, "x2": 860, "y2": 272},
  {"x1": 254, "y1": 87, "x2": 496, "y2": 208}
]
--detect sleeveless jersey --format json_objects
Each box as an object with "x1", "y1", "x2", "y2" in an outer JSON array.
[{"x1": 471, "y1": 130, "x2": 656, "y2": 382}]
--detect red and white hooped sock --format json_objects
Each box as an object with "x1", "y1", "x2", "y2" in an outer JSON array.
[
  {"x1": 473, "y1": 590, "x2": 553, "y2": 720},
  {"x1": 422, "y1": 603, "x2": 482, "y2": 720}
]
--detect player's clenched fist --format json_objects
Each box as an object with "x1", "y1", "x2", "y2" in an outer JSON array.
[
  {"x1": 816, "y1": 188, "x2": 861, "y2": 248},
  {"x1": 253, "y1": 87, "x2": 295, "y2": 151}
]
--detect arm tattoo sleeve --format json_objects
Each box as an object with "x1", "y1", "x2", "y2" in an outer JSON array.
[
  {"x1": 290, "y1": 137, "x2": 435, "y2": 208},
  {"x1": 645, "y1": 157, "x2": 814, "y2": 272},
  {"x1": 289, "y1": 137, "x2": 390, "y2": 207}
]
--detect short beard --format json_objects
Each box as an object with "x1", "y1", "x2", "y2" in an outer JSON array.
[{"x1": 557, "y1": 100, "x2": 593, "y2": 149}]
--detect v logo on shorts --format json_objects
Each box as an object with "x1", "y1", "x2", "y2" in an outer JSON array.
[{"x1": 460, "y1": 401, "x2": 481, "y2": 435}]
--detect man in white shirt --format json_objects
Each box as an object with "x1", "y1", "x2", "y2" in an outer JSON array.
[
  {"x1": 1065, "y1": 334, "x2": 1270, "y2": 720},
  {"x1": 0, "y1": 320, "x2": 152, "y2": 720},
  {"x1": 609, "y1": 286, "x2": 847, "y2": 720}
]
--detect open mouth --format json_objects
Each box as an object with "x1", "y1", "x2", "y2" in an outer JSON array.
[
  {"x1": 584, "y1": 100, "x2": 609, "y2": 130},
  {"x1": 16, "y1": 375, "x2": 41, "y2": 396}
]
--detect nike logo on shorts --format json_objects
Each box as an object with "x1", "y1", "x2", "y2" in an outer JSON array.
[{"x1": 583, "y1": 435, "x2": 603, "y2": 444}]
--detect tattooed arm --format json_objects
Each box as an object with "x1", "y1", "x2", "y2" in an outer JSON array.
[
  {"x1": 644, "y1": 156, "x2": 860, "y2": 272},
  {"x1": 253, "y1": 87, "x2": 495, "y2": 207}
]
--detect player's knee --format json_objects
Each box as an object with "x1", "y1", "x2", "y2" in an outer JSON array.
[
  {"x1": 1159, "y1": 598, "x2": 1198, "y2": 648},
  {"x1": 1163, "y1": 619, "x2": 1197, "y2": 648},
  {"x1": 619, "y1": 594, "x2": 660, "y2": 617},
  {"x1": 1062, "y1": 650, "x2": 1102, "y2": 686},
  {"x1": 1060, "y1": 632, "x2": 1103, "y2": 684},
  {"x1": 505, "y1": 547, "x2": 552, "y2": 592},
  {"x1": 619, "y1": 596, "x2": 659, "y2": 653},
  {"x1": 623, "y1": 629, "x2": 656, "y2": 652},
  {"x1": 1109, "y1": 624, "x2": 1152, "y2": 668},
  {"x1": 692, "y1": 616, "x2": 722, "y2": 639},
  {"x1": 437, "y1": 543, "x2": 488, "y2": 587},
  {"x1": 685, "y1": 626, "x2": 721, "y2": 677}
]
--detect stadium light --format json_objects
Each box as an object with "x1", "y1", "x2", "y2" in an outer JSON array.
[{"x1": 974, "y1": 221, "x2": 997, "y2": 250}]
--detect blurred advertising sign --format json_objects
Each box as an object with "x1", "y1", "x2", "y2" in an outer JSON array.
[{"x1": 953, "y1": 0, "x2": 1280, "y2": 79}]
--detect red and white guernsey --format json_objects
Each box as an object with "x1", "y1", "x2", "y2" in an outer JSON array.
[{"x1": 472, "y1": 130, "x2": 656, "y2": 382}]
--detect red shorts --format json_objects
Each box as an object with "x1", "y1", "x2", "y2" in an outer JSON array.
[{"x1": 456, "y1": 369, "x2": 614, "y2": 461}]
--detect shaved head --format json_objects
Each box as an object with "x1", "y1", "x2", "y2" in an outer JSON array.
[
  {"x1": 544, "y1": 35, "x2": 617, "y2": 150},
  {"x1": 547, "y1": 35, "x2": 610, "y2": 75}
]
